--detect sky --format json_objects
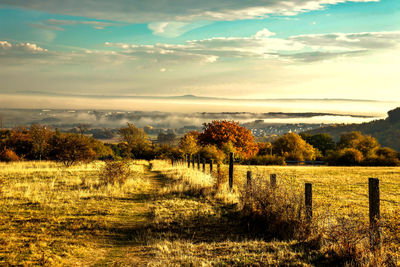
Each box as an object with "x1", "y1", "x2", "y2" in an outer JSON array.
[{"x1": 0, "y1": 0, "x2": 399, "y2": 112}]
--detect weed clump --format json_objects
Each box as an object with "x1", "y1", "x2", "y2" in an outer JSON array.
[{"x1": 100, "y1": 160, "x2": 131, "y2": 185}]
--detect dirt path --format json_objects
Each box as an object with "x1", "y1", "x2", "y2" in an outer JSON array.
[{"x1": 93, "y1": 167, "x2": 166, "y2": 266}]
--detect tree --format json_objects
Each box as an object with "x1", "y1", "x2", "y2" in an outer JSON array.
[
  {"x1": 157, "y1": 132, "x2": 177, "y2": 144},
  {"x1": 49, "y1": 133, "x2": 96, "y2": 167},
  {"x1": 179, "y1": 131, "x2": 200, "y2": 155},
  {"x1": 7, "y1": 127, "x2": 33, "y2": 160},
  {"x1": 198, "y1": 120, "x2": 258, "y2": 159},
  {"x1": 76, "y1": 123, "x2": 91, "y2": 135},
  {"x1": 338, "y1": 131, "x2": 379, "y2": 158},
  {"x1": 199, "y1": 145, "x2": 225, "y2": 164},
  {"x1": 118, "y1": 123, "x2": 150, "y2": 158},
  {"x1": 273, "y1": 132, "x2": 316, "y2": 161},
  {"x1": 388, "y1": 107, "x2": 400, "y2": 123},
  {"x1": 256, "y1": 142, "x2": 273, "y2": 156},
  {"x1": 30, "y1": 124, "x2": 53, "y2": 160},
  {"x1": 327, "y1": 148, "x2": 364, "y2": 166},
  {"x1": 300, "y1": 133, "x2": 336, "y2": 156}
]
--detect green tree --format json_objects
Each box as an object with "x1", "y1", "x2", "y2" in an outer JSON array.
[{"x1": 300, "y1": 133, "x2": 336, "y2": 156}]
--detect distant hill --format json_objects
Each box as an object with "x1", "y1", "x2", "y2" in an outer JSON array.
[{"x1": 306, "y1": 107, "x2": 400, "y2": 151}]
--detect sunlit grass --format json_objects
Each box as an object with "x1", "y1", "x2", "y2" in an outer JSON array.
[
  {"x1": 1, "y1": 160, "x2": 399, "y2": 265},
  {"x1": 0, "y1": 160, "x2": 153, "y2": 266}
]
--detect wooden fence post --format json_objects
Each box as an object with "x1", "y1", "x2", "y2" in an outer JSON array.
[
  {"x1": 197, "y1": 154, "x2": 200, "y2": 170},
  {"x1": 202, "y1": 158, "x2": 206, "y2": 172},
  {"x1": 247, "y1": 171, "x2": 252, "y2": 187},
  {"x1": 229, "y1": 152, "x2": 234, "y2": 190},
  {"x1": 171, "y1": 157, "x2": 174, "y2": 166},
  {"x1": 305, "y1": 183, "x2": 312, "y2": 223},
  {"x1": 210, "y1": 160, "x2": 213, "y2": 174},
  {"x1": 270, "y1": 174, "x2": 277, "y2": 188},
  {"x1": 369, "y1": 178, "x2": 380, "y2": 249},
  {"x1": 192, "y1": 155, "x2": 195, "y2": 169}
]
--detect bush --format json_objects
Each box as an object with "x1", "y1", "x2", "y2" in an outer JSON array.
[
  {"x1": 0, "y1": 148, "x2": 20, "y2": 162},
  {"x1": 326, "y1": 148, "x2": 364, "y2": 166},
  {"x1": 363, "y1": 156, "x2": 400, "y2": 166},
  {"x1": 239, "y1": 176, "x2": 309, "y2": 240},
  {"x1": 100, "y1": 160, "x2": 131, "y2": 185},
  {"x1": 241, "y1": 155, "x2": 286, "y2": 165}
]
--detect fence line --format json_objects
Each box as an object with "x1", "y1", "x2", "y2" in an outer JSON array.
[{"x1": 175, "y1": 157, "x2": 383, "y2": 249}]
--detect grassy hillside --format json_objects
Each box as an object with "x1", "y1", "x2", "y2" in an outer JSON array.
[{"x1": 306, "y1": 107, "x2": 400, "y2": 151}]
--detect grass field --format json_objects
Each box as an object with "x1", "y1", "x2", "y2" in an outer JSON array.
[
  {"x1": 216, "y1": 164, "x2": 400, "y2": 219},
  {"x1": 0, "y1": 160, "x2": 399, "y2": 265}
]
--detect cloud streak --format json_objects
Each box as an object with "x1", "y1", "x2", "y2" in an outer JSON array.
[{"x1": 0, "y1": 0, "x2": 379, "y2": 23}]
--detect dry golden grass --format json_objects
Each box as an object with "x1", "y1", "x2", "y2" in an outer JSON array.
[
  {"x1": 218, "y1": 165, "x2": 400, "y2": 219},
  {"x1": 0, "y1": 160, "x2": 153, "y2": 266},
  {"x1": 1, "y1": 160, "x2": 399, "y2": 266}
]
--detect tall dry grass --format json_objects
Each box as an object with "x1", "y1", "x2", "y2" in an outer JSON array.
[{"x1": 0, "y1": 160, "x2": 153, "y2": 265}]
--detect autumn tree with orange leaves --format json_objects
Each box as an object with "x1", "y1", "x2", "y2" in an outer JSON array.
[{"x1": 198, "y1": 120, "x2": 258, "y2": 159}]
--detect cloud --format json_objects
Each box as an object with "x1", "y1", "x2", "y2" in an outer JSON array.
[
  {"x1": 2, "y1": 30, "x2": 399, "y2": 67},
  {"x1": 105, "y1": 28, "x2": 304, "y2": 62},
  {"x1": 0, "y1": 41, "x2": 12, "y2": 49},
  {"x1": 0, "y1": 0, "x2": 379, "y2": 23},
  {"x1": 30, "y1": 19, "x2": 123, "y2": 31},
  {"x1": 254, "y1": 28, "x2": 276, "y2": 38},
  {"x1": 0, "y1": 41, "x2": 48, "y2": 53},
  {"x1": 291, "y1": 31, "x2": 400, "y2": 50},
  {"x1": 100, "y1": 29, "x2": 400, "y2": 64},
  {"x1": 148, "y1": 21, "x2": 211, "y2": 37},
  {"x1": 280, "y1": 50, "x2": 368, "y2": 62},
  {"x1": 45, "y1": 19, "x2": 122, "y2": 29}
]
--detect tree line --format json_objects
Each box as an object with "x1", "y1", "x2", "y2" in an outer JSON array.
[{"x1": 1, "y1": 120, "x2": 399, "y2": 166}]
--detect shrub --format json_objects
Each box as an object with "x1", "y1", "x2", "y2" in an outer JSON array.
[
  {"x1": 242, "y1": 155, "x2": 286, "y2": 165},
  {"x1": 363, "y1": 156, "x2": 400, "y2": 166},
  {"x1": 100, "y1": 160, "x2": 131, "y2": 185},
  {"x1": 239, "y1": 176, "x2": 309, "y2": 240},
  {"x1": 326, "y1": 148, "x2": 364, "y2": 166},
  {"x1": 0, "y1": 148, "x2": 20, "y2": 162}
]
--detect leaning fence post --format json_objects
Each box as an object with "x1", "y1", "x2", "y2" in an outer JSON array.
[
  {"x1": 229, "y1": 152, "x2": 234, "y2": 190},
  {"x1": 247, "y1": 171, "x2": 252, "y2": 187},
  {"x1": 202, "y1": 158, "x2": 206, "y2": 172},
  {"x1": 305, "y1": 183, "x2": 312, "y2": 223},
  {"x1": 369, "y1": 178, "x2": 380, "y2": 250},
  {"x1": 270, "y1": 174, "x2": 277, "y2": 188}
]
